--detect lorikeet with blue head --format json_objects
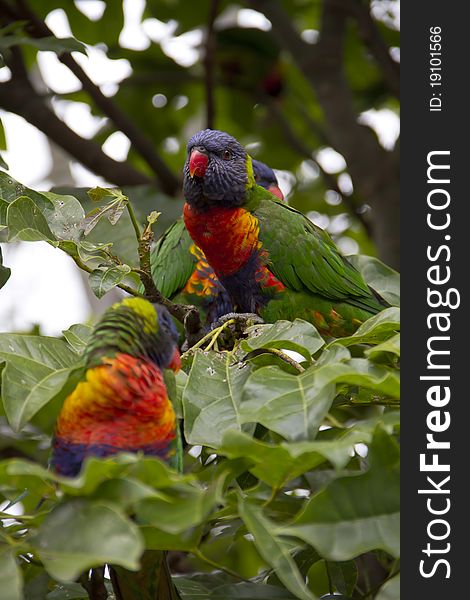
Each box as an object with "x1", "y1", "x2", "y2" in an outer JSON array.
[
  {"x1": 150, "y1": 159, "x2": 283, "y2": 329},
  {"x1": 182, "y1": 129, "x2": 389, "y2": 338},
  {"x1": 51, "y1": 297, "x2": 182, "y2": 600}
]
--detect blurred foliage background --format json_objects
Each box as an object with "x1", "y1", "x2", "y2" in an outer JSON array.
[{"x1": 0, "y1": 0, "x2": 399, "y2": 296}]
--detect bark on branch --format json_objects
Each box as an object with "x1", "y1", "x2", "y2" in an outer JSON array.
[
  {"x1": 249, "y1": 0, "x2": 400, "y2": 268},
  {"x1": 349, "y1": 0, "x2": 400, "y2": 99},
  {"x1": 1, "y1": 0, "x2": 180, "y2": 195},
  {"x1": 204, "y1": 0, "x2": 219, "y2": 129},
  {"x1": 0, "y1": 64, "x2": 150, "y2": 187}
]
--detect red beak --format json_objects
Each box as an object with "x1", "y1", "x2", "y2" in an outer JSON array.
[
  {"x1": 268, "y1": 184, "x2": 285, "y2": 201},
  {"x1": 168, "y1": 347, "x2": 181, "y2": 372},
  {"x1": 189, "y1": 149, "x2": 209, "y2": 178}
]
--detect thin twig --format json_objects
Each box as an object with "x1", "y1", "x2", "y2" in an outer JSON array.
[
  {"x1": 72, "y1": 249, "x2": 201, "y2": 331},
  {"x1": 133, "y1": 216, "x2": 202, "y2": 332},
  {"x1": 344, "y1": 397, "x2": 400, "y2": 408},
  {"x1": 325, "y1": 413, "x2": 344, "y2": 429},
  {"x1": 244, "y1": 347, "x2": 305, "y2": 373},
  {"x1": 204, "y1": 319, "x2": 234, "y2": 351},
  {"x1": 350, "y1": 0, "x2": 400, "y2": 98},
  {"x1": 71, "y1": 255, "x2": 142, "y2": 297},
  {"x1": 126, "y1": 201, "x2": 142, "y2": 241},
  {"x1": 249, "y1": 0, "x2": 400, "y2": 268},
  {"x1": 181, "y1": 319, "x2": 235, "y2": 358},
  {"x1": 264, "y1": 95, "x2": 372, "y2": 236},
  {"x1": 262, "y1": 486, "x2": 280, "y2": 508},
  {"x1": 4, "y1": 0, "x2": 180, "y2": 194},
  {"x1": 0, "y1": 48, "x2": 150, "y2": 187}
]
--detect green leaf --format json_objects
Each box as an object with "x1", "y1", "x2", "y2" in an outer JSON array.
[
  {"x1": 62, "y1": 323, "x2": 93, "y2": 354},
  {"x1": 328, "y1": 561, "x2": 358, "y2": 596},
  {"x1": 93, "y1": 477, "x2": 163, "y2": 508},
  {"x1": 41, "y1": 192, "x2": 86, "y2": 242},
  {"x1": 0, "y1": 116, "x2": 6, "y2": 150},
  {"x1": 306, "y1": 560, "x2": 329, "y2": 596},
  {"x1": 173, "y1": 369, "x2": 188, "y2": 418},
  {"x1": 182, "y1": 351, "x2": 251, "y2": 447},
  {"x1": 0, "y1": 549, "x2": 23, "y2": 600},
  {"x1": 2, "y1": 363, "x2": 78, "y2": 432},
  {"x1": 141, "y1": 525, "x2": 203, "y2": 552},
  {"x1": 135, "y1": 479, "x2": 221, "y2": 534},
  {"x1": 6, "y1": 196, "x2": 55, "y2": 241},
  {"x1": 240, "y1": 367, "x2": 335, "y2": 441},
  {"x1": 147, "y1": 210, "x2": 161, "y2": 225},
  {"x1": 23, "y1": 563, "x2": 51, "y2": 600},
  {"x1": 0, "y1": 459, "x2": 57, "y2": 498},
  {"x1": 331, "y1": 308, "x2": 400, "y2": 347},
  {"x1": 0, "y1": 334, "x2": 81, "y2": 430},
  {"x1": 58, "y1": 454, "x2": 183, "y2": 496},
  {"x1": 35, "y1": 500, "x2": 144, "y2": 582},
  {"x1": 0, "y1": 172, "x2": 53, "y2": 215},
  {"x1": 57, "y1": 239, "x2": 113, "y2": 265},
  {"x1": 366, "y1": 333, "x2": 400, "y2": 360},
  {"x1": 0, "y1": 35, "x2": 86, "y2": 54},
  {"x1": 375, "y1": 574, "x2": 400, "y2": 600},
  {"x1": 311, "y1": 358, "x2": 400, "y2": 400},
  {"x1": 0, "y1": 246, "x2": 11, "y2": 289},
  {"x1": 218, "y1": 430, "x2": 369, "y2": 487},
  {"x1": 219, "y1": 431, "x2": 322, "y2": 488},
  {"x1": 83, "y1": 188, "x2": 128, "y2": 234},
  {"x1": 52, "y1": 185, "x2": 183, "y2": 266},
  {"x1": 88, "y1": 264, "x2": 131, "y2": 298},
  {"x1": 176, "y1": 577, "x2": 297, "y2": 599},
  {"x1": 280, "y1": 428, "x2": 400, "y2": 560},
  {"x1": 348, "y1": 255, "x2": 400, "y2": 306},
  {"x1": 87, "y1": 186, "x2": 122, "y2": 203},
  {"x1": 0, "y1": 152, "x2": 8, "y2": 170},
  {"x1": 177, "y1": 579, "x2": 297, "y2": 599},
  {"x1": 238, "y1": 501, "x2": 317, "y2": 600},
  {"x1": 46, "y1": 582, "x2": 89, "y2": 599},
  {"x1": 242, "y1": 319, "x2": 325, "y2": 361}
]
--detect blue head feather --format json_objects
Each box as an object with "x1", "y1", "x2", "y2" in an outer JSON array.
[
  {"x1": 252, "y1": 159, "x2": 278, "y2": 190},
  {"x1": 153, "y1": 304, "x2": 180, "y2": 368},
  {"x1": 183, "y1": 129, "x2": 248, "y2": 210}
]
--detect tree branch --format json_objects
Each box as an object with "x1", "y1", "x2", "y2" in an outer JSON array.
[
  {"x1": 204, "y1": 0, "x2": 219, "y2": 129},
  {"x1": 0, "y1": 63, "x2": 150, "y2": 186},
  {"x1": 2, "y1": 0, "x2": 180, "y2": 195},
  {"x1": 139, "y1": 220, "x2": 200, "y2": 325},
  {"x1": 264, "y1": 95, "x2": 373, "y2": 236},
  {"x1": 349, "y1": 0, "x2": 400, "y2": 99},
  {"x1": 244, "y1": 348, "x2": 305, "y2": 373},
  {"x1": 249, "y1": 0, "x2": 400, "y2": 268}
]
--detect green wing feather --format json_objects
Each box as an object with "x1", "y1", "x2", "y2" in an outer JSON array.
[
  {"x1": 248, "y1": 186, "x2": 386, "y2": 314},
  {"x1": 150, "y1": 218, "x2": 197, "y2": 299}
]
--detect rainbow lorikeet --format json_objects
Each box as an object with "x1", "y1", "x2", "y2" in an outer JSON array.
[
  {"x1": 182, "y1": 129, "x2": 389, "y2": 338},
  {"x1": 51, "y1": 297, "x2": 182, "y2": 600},
  {"x1": 150, "y1": 159, "x2": 283, "y2": 328}
]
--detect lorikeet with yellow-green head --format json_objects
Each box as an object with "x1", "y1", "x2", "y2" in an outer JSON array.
[
  {"x1": 182, "y1": 129, "x2": 389, "y2": 337},
  {"x1": 150, "y1": 159, "x2": 283, "y2": 328},
  {"x1": 51, "y1": 297, "x2": 182, "y2": 599}
]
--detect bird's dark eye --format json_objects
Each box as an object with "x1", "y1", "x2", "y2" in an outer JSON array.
[{"x1": 223, "y1": 149, "x2": 232, "y2": 160}]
